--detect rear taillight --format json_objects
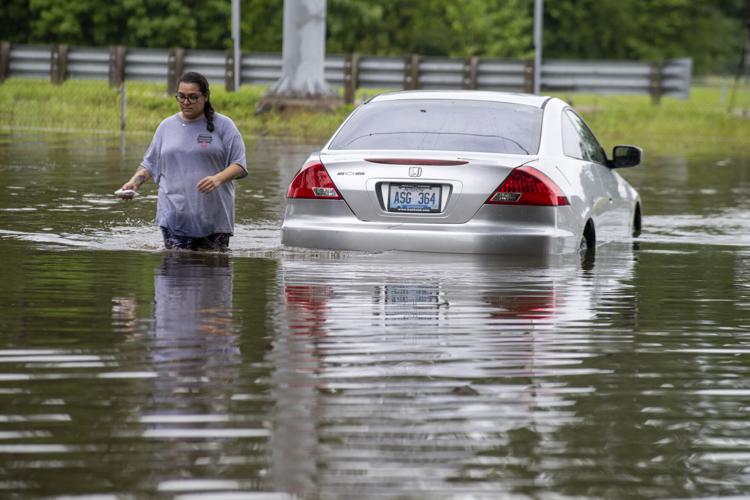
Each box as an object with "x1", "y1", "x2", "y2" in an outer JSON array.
[
  {"x1": 287, "y1": 160, "x2": 342, "y2": 199},
  {"x1": 486, "y1": 166, "x2": 569, "y2": 206}
]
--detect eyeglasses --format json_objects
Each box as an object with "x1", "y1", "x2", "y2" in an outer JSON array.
[{"x1": 175, "y1": 93, "x2": 203, "y2": 104}]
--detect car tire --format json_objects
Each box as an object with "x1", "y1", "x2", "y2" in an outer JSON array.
[
  {"x1": 580, "y1": 220, "x2": 595, "y2": 251},
  {"x1": 633, "y1": 204, "x2": 642, "y2": 237}
]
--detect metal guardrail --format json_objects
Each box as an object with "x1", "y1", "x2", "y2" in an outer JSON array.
[{"x1": 0, "y1": 42, "x2": 692, "y2": 102}]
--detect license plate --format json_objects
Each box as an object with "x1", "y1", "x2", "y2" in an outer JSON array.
[{"x1": 387, "y1": 184, "x2": 442, "y2": 213}]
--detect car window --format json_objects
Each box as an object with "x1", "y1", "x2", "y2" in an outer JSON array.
[
  {"x1": 564, "y1": 109, "x2": 607, "y2": 165},
  {"x1": 328, "y1": 99, "x2": 543, "y2": 155},
  {"x1": 562, "y1": 112, "x2": 585, "y2": 160}
]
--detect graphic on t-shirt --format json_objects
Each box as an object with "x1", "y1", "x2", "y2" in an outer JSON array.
[{"x1": 197, "y1": 134, "x2": 213, "y2": 147}]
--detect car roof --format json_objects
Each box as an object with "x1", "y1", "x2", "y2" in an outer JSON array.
[{"x1": 368, "y1": 90, "x2": 553, "y2": 108}]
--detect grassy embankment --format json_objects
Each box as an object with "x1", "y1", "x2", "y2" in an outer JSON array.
[
  {"x1": 0, "y1": 79, "x2": 354, "y2": 142},
  {"x1": 565, "y1": 81, "x2": 750, "y2": 154},
  {"x1": 0, "y1": 78, "x2": 748, "y2": 153}
]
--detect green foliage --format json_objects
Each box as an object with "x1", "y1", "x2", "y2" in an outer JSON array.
[
  {"x1": 442, "y1": 0, "x2": 533, "y2": 58},
  {"x1": 242, "y1": 0, "x2": 283, "y2": 52},
  {"x1": 20, "y1": 0, "x2": 231, "y2": 49},
  {"x1": 544, "y1": 0, "x2": 745, "y2": 73},
  {"x1": 326, "y1": 0, "x2": 532, "y2": 57},
  {"x1": 195, "y1": 0, "x2": 233, "y2": 49},
  {"x1": 29, "y1": 0, "x2": 126, "y2": 45},
  {"x1": 120, "y1": 0, "x2": 198, "y2": 48},
  {"x1": 0, "y1": 0, "x2": 31, "y2": 43}
]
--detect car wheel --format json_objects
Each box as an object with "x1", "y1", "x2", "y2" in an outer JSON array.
[
  {"x1": 633, "y1": 204, "x2": 642, "y2": 237},
  {"x1": 580, "y1": 220, "x2": 595, "y2": 252},
  {"x1": 579, "y1": 221, "x2": 596, "y2": 269},
  {"x1": 579, "y1": 236, "x2": 588, "y2": 251}
]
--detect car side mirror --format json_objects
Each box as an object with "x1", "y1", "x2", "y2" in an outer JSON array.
[{"x1": 611, "y1": 145, "x2": 642, "y2": 168}]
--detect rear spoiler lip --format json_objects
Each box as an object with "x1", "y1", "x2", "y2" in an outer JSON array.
[{"x1": 365, "y1": 158, "x2": 469, "y2": 166}]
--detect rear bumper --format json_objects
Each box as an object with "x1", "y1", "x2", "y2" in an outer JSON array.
[{"x1": 281, "y1": 200, "x2": 578, "y2": 255}]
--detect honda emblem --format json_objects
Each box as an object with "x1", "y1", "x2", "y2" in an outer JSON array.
[{"x1": 409, "y1": 167, "x2": 422, "y2": 177}]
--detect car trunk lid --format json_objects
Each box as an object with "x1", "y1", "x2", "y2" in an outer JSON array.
[{"x1": 319, "y1": 151, "x2": 536, "y2": 224}]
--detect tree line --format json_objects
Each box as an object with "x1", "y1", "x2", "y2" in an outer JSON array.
[{"x1": 1, "y1": 0, "x2": 747, "y2": 74}]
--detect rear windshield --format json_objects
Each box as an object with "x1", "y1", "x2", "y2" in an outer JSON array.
[{"x1": 328, "y1": 99, "x2": 543, "y2": 155}]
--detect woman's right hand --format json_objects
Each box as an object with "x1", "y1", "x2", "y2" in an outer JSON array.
[
  {"x1": 116, "y1": 167, "x2": 150, "y2": 200},
  {"x1": 116, "y1": 182, "x2": 138, "y2": 200}
]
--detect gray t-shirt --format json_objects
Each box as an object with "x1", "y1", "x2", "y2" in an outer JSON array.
[{"x1": 141, "y1": 112, "x2": 247, "y2": 237}]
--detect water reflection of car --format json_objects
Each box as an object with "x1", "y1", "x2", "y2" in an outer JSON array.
[
  {"x1": 271, "y1": 247, "x2": 638, "y2": 496},
  {"x1": 281, "y1": 91, "x2": 642, "y2": 255},
  {"x1": 278, "y1": 247, "x2": 636, "y2": 334}
]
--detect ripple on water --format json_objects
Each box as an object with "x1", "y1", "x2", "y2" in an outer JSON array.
[
  {"x1": 643, "y1": 208, "x2": 750, "y2": 247},
  {"x1": 0, "y1": 221, "x2": 286, "y2": 254},
  {"x1": 3, "y1": 139, "x2": 750, "y2": 497}
]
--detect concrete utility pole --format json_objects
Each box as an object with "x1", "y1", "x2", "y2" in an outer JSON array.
[
  {"x1": 257, "y1": 0, "x2": 339, "y2": 112},
  {"x1": 533, "y1": 0, "x2": 543, "y2": 94}
]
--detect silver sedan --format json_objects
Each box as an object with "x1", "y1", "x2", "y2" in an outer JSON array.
[{"x1": 281, "y1": 91, "x2": 642, "y2": 255}]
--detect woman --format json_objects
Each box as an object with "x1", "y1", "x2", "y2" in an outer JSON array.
[{"x1": 117, "y1": 72, "x2": 247, "y2": 251}]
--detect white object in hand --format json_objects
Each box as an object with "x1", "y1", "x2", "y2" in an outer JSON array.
[{"x1": 114, "y1": 188, "x2": 138, "y2": 198}]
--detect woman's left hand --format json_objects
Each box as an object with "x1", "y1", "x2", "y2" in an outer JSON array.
[{"x1": 197, "y1": 175, "x2": 222, "y2": 193}]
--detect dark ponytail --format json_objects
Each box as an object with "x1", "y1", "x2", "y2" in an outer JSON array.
[
  {"x1": 204, "y1": 100, "x2": 215, "y2": 132},
  {"x1": 178, "y1": 71, "x2": 215, "y2": 132}
]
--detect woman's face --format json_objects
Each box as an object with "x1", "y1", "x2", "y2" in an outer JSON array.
[{"x1": 176, "y1": 82, "x2": 207, "y2": 121}]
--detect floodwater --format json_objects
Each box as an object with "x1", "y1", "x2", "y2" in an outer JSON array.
[{"x1": 1, "y1": 132, "x2": 750, "y2": 499}]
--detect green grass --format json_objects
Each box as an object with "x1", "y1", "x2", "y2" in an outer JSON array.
[
  {"x1": 1, "y1": 77, "x2": 749, "y2": 154},
  {"x1": 562, "y1": 82, "x2": 750, "y2": 154},
  {"x1": 0, "y1": 78, "x2": 354, "y2": 142}
]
